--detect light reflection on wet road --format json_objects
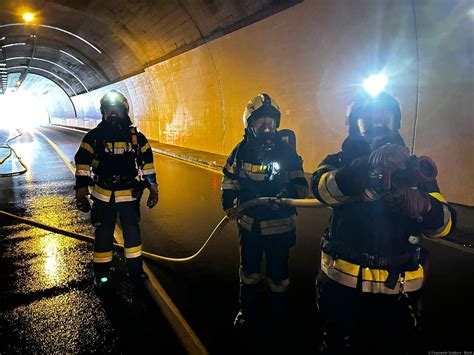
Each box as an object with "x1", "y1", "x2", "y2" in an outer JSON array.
[
  {"x1": 1, "y1": 125, "x2": 473, "y2": 353},
  {"x1": 0, "y1": 127, "x2": 182, "y2": 354}
]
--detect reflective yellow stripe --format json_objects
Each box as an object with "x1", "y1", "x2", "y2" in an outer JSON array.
[
  {"x1": 125, "y1": 245, "x2": 142, "y2": 258},
  {"x1": 94, "y1": 251, "x2": 113, "y2": 258},
  {"x1": 267, "y1": 278, "x2": 290, "y2": 293},
  {"x1": 76, "y1": 164, "x2": 90, "y2": 171},
  {"x1": 94, "y1": 185, "x2": 112, "y2": 196},
  {"x1": 424, "y1": 204, "x2": 452, "y2": 238},
  {"x1": 80, "y1": 142, "x2": 94, "y2": 154},
  {"x1": 91, "y1": 185, "x2": 112, "y2": 202},
  {"x1": 318, "y1": 172, "x2": 339, "y2": 204},
  {"x1": 316, "y1": 164, "x2": 336, "y2": 173},
  {"x1": 142, "y1": 169, "x2": 155, "y2": 175},
  {"x1": 114, "y1": 189, "x2": 134, "y2": 202},
  {"x1": 140, "y1": 143, "x2": 151, "y2": 153},
  {"x1": 240, "y1": 268, "x2": 261, "y2": 285},
  {"x1": 243, "y1": 162, "x2": 268, "y2": 173},
  {"x1": 224, "y1": 162, "x2": 235, "y2": 174},
  {"x1": 93, "y1": 251, "x2": 113, "y2": 263},
  {"x1": 429, "y1": 192, "x2": 447, "y2": 203},
  {"x1": 438, "y1": 215, "x2": 453, "y2": 237},
  {"x1": 321, "y1": 251, "x2": 424, "y2": 293},
  {"x1": 143, "y1": 163, "x2": 154, "y2": 170},
  {"x1": 125, "y1": 245, "x2": 142, "y2": 253}
]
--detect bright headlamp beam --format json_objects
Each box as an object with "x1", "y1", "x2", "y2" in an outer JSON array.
[
  {"x1": 23, "y1": 13, "x2": 34, "y2": 22},
  {"x1": 363, "y1": 74, "x2": 388, "y2": 97}
]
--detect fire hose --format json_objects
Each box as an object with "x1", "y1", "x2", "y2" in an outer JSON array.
[
  {"x1": 0, "y1": 197, "x2": 327, "y2": 263},
  {"x1": 0, "y1": 130, "x2": 28, "y2": 177}
]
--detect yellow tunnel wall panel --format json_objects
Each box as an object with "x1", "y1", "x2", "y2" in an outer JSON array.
[
  {"x1": 144, "y1": 49, "x2": 224, "y2": 154},
  {"x1": 69, "y1": 0, "x2": 473, "y2": 206}
]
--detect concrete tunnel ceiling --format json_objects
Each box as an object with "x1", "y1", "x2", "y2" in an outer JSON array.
[{"x1": 0, "y1": 0, "x2": 301, "y2": 96}]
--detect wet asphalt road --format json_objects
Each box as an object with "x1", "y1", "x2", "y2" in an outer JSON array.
[{"x1": 0, "y1": 125, "x2": 473, "y2": 353}]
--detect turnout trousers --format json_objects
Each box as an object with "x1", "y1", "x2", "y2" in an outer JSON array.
[{"x1": 91, "y1": 197, "x2": 144, "y2": 279}]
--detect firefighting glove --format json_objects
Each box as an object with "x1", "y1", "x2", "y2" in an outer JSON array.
[
  {"x1": 225, "y1": 207, "x2": 242, "y2": 220},
  {"x1": 385, "y1": 187, "x2": 431, "y2": 219},
  {"x1": 75, "y1": 187, "x2": 91, "y2": 213},
  {"x1": 369, "y1": 143, "x2": 409, "y2": 172},
  {"x1": 335, "y1": 156, "x2": 370, "y2": 195},
  {"x1": 146, "y1": 184, "x2": 159, "y2": 209}
]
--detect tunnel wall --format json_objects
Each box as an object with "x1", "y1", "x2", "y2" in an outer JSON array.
[{"x1": 68, "y1": 0, "x2": 473, "y2": 206}]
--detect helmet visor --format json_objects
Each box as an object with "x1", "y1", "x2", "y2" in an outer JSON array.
[{"x1": 356, "y1": 102, "x2": 396, "y2": 135}]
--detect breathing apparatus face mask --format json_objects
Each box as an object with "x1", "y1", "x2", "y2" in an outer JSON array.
[
  {"x1": 103, "y1": 103, "x2": 129, "y2": 129},
  {"x1": 356, "y1": 107, "x2": 397, "y2": 151},
  {"x1": 250, "y1": 116, "x2": 278, "y2": 150}
]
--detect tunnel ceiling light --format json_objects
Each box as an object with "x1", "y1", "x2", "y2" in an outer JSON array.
[
  {"x1": 0, "y1": 37, "x2": 5, "y2": 41},
  {"x1": 1, "y1": 43, "x2": 27, "y2": 48},
  {"x1": 363, "y1": 74, "x2": 388, "y2": 97},
  {"x1": 7, "y1": 56, "x2": 88, "y2": 92},
  {"x1": 8, "y1": 65, "x2": 78, "y2": 95},
  {"x1": 0, "y1": 23, "x2": 101, "y2": 53},
  {"x1": 59, "y1": 50, "x2": 84, "y2": 65},
  {"x1": 23, "y1": 13, "x2": 35, "y2": 22}
]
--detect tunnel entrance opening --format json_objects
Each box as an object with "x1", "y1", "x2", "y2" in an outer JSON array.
[{"x1": 0, "y1": 91, "x2": 49, "y2": 129}]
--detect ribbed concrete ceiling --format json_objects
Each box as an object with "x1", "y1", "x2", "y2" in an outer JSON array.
[{"x1": 0, "y1": 0, "x2": 300, "y2": 96}]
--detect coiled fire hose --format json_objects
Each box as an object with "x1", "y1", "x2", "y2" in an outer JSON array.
[
  {"x1": 0, "y1": 130, "x2": 28, "y2": 177},
  {"x1": 0, "y1": 197, "x2": 327, "y2": 263}
]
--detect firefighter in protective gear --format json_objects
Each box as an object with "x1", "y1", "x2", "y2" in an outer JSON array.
[
  {"x1": 222, "y1": 93, "x2": 309, "y2": 332},
  {"x1": 311, "y1": 91, "x2": 456, "y2": 354},
  {"x1": 74, "y1": 90, "x2": 159, "y2": 287}
]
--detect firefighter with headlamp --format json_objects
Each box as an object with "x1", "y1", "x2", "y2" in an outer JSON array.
[
  {"x1": 310, "y1": 86, "x2": 456, "y2": 354},
  {"x1": 221, "y1": 93, "x2": 309, "y2": 336},
  {"x1": 74, "y1": 90, "x2": 159, "y2": 288}
]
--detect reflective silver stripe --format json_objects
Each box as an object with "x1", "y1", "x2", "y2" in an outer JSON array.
[
  {"x1": 267, "y1": 277, "x2": 290, "y2": 293},
  {"x1": 224, "y1": 162, "x2": 235, "y2": 174},
  {"x1": 260, "y1": 215, "x2": 296, "y2": 235},
  {"x1": 321, "y1": 262, "x2": 358, "y2": 288},
  {"x1": 221, "y1": 176, "x2": 239, "y2": 190},
  {"x1": 75, "y1": 169, "x2": 90, "y2": 177},
  {"x1": 140, "y1": 143, "x2": 151, "y2": 153},
  {"x1": 318, "y1": 172, "x2": 340, "y2": 204},
  {"x1": 141, "y1": 168, "x2": 155, "y2": 175},
  {"x1": 125, "y1": 250, "x2": 142, "y2": 258},
  {"x1": 361, "y1": 278, "x2": 423, "y2": 294},
  {"x1": 289, "y1": 170, "x2": 305, "y2": 179},
  {"x1": 105, "y1": 142, "x2": 131, "y2": 154},
  {"x1": 91, "y1": 188, "x2": 112, "y2": 203},
  {"x1": 93, "y1": 251, "x2": 113, "y2": 263},
  {"x1": 325, "y1": 170, "x2": 349, "y2": 201},
  {"x1": 238, "y1": 214, "x2": 254, "y2": 231},
  {"x1": 114, "y1": 190, "x2": 135, "y2": 203},
  {"x1": 321, "y1": 251, "x2": 424, "y2": 294},
  {"x1": 424, "y1": 204, "x2": 452, "y2": 238},
  {"x1": 239, "y1": 170, "x2": 267, "y2": 181},
  {"x1": 240, "y1": 268, "x2": 261, "y2": 285},
  {"x1": 261, "y1": 224, "x2": 294, "y2": 235}
]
